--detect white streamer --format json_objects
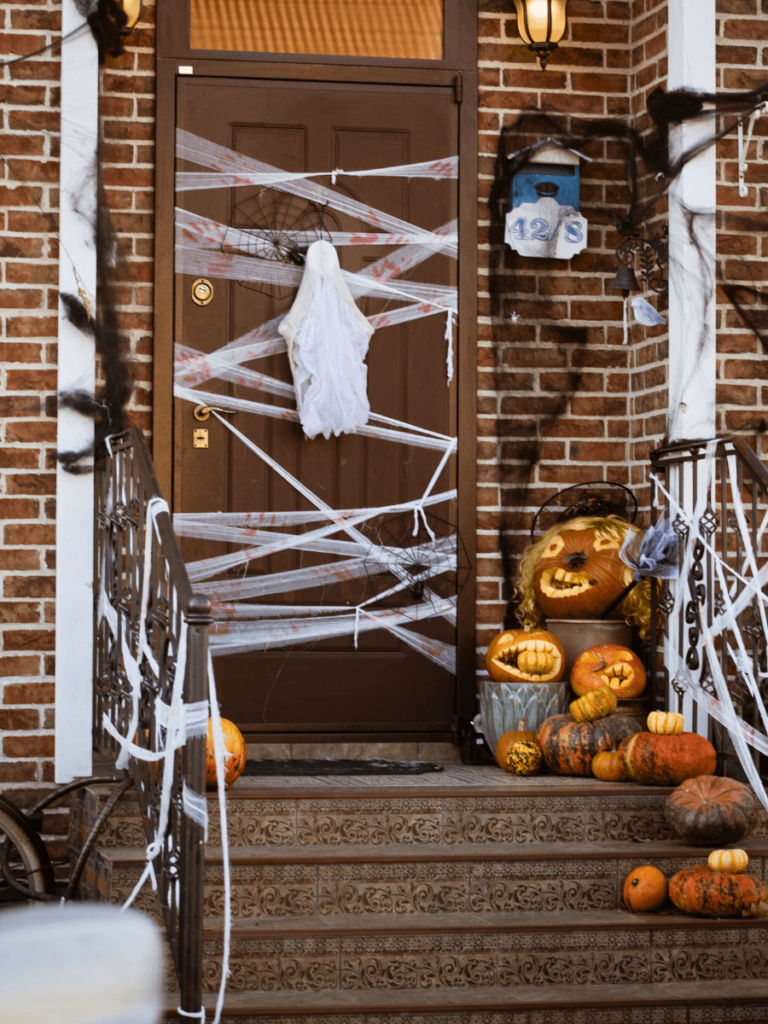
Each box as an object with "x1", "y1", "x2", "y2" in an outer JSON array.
[
  {"x1": 176, "y1": 155, "x2": 458, "y2": 191},
  {"x1": 182, "y1": 781, "x2": 209, "y2": 841}
]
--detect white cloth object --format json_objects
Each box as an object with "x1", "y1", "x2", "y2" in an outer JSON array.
[
  {"x1": 0, "y1": 905, "x2": 163, "y2": 1024},
  {"x1": 279, "y1": 240, "x2": 374, "y2": 439},
  {"x1": 632, "y1": 295, "x2": 667, "y2": 326}
]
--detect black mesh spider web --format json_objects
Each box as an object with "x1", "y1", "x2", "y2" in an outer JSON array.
[
  {"x1": 225, "y1": 191, "x2": 336, "y2": 301},
  {"x1": 359, "y1": 510, "x2": 470, "y2": 621}
]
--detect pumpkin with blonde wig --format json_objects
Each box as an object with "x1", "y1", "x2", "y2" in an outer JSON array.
[{"x1": 517, "y1": 516, "x2": 651, "y2": 640}]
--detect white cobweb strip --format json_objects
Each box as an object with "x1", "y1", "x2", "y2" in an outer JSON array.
[
  {"x1": 176, "y1": 129, "x2": 458, "y2": 258},
  {"x1": 174, "y1": 490, "x2": 456, "y2": 533},
  {"x1": 174, "y1": 385, "x2": 456, "y2": 452},
  {"x1": 176, "y1": 155, "x2": 458, "y2": 192},
  {"x1": 175, "y1": 303, "x2": 449, "y2": 390},
  {"x1": 176, "y1": 207, "x2": 457, "y2": 251},
  {"x1": 654, "y1": 445, "x2": 768, "y2": 811},
  {"x1": 174, "y1": 245, "x2": 458, "y2": 312},
  {"x1": 210, "y1": 595, "x2": 456, "y2": 654}
]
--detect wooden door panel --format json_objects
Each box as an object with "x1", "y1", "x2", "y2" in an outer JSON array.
[{"x1": 175, "y1": 78, "x2": 458, "y2": 736}]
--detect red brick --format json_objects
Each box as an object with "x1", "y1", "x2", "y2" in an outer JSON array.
[
  {"x1": 3, "y1": 734, "x2": 54, "y2": 758},
  {"x1": 3, "y1": 682, "x2": 55, "y2": 704},
  {"x1": 0, "y1": 655, "x2": 39, "y2": 677}
]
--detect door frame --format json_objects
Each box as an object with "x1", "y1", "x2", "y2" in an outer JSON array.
[{"x1": 152, "y1": 21, "x2": 478, "y2": 742}]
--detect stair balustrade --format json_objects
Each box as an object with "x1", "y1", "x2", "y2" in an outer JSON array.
[
  {"x1": 650, "y1": 435, "x2": 768, "y2": 780},
  {"x1": 94, "y1": 426, "x2": 209, "y2": 1015}
]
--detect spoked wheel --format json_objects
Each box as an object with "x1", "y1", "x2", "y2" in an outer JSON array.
[{"x1": 0, "y1": 794, "x2": 57, "y2": 901}]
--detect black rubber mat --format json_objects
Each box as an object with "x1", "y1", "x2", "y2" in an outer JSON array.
[{"x1": 242, "y1": 759, "x2": 445, "y2": 776}]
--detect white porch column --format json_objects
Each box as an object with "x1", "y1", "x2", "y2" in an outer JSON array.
[
  {"x1": 55, "y1": 2, "x2": 99, "y2": 781},
  {"x1": 667, "y1": 0, "x2": 717, "y2": 443}
]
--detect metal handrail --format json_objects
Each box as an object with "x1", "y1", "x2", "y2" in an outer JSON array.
[
  {"x1": 93, "y1": 426, "x2": 209, "y2": 1013},
  {"x1": 649, "y1": 435, "x2": 768, "y2": 777}
]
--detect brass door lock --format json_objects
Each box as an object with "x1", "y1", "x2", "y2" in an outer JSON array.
[
  {"x1": 191, "y1": 278, "x2": 214, "y2": 306},
  {"x1": 193, "y1": 428, "x2": 208, "y2": 448}
]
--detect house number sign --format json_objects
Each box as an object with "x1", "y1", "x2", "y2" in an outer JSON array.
[{"x1": 505, "y1": 195, "x2": 588, "y2": 260}]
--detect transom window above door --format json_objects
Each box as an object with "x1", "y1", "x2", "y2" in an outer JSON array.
[{"x1": 190, "y1": 0, "x2": 444, "y2": 60}]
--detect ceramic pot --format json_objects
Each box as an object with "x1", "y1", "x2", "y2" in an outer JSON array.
[
  {"x1": 545, "y1": 618, "x2": 633, "y2": 680},
  {"x1": 473, "y1": 679, "x2": 569, "y2": 752}
]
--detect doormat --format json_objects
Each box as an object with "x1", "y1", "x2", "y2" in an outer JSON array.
[{"x1": 242, "y1": 759, "x2": 445, "y2": 777}]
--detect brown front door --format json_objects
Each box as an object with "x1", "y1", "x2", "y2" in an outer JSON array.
[{"x1": 174, "y1": 78, "x2": 459, "y2": 742}]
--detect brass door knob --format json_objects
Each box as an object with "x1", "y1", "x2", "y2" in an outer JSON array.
[{"x1": 191, "y1": 278, "x2": 213, "y2": 306}]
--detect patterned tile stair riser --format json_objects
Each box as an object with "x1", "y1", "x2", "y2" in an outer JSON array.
[{"x1": 68, "y1": 776, "x2": 768, "y2": 1020}]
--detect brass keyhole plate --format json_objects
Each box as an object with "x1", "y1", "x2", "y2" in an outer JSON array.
[
  {"x1": 191, "y1": 278, "x2": 214, "y2": 306},
  {"x1": 193, "y1": 428, "x2": 209, "y2": 448}
]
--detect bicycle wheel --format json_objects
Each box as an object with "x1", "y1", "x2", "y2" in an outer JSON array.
[{"x1": 0, "y1": 794, "x2": 56, "y2": 900}]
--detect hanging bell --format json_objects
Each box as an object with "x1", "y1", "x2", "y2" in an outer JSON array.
[{"x1": 608, "y1": 264, "x2": 641, "y2": 296}]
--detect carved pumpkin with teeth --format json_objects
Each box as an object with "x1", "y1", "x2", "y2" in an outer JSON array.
[
  {"x1": 570, "y1": 645, "x2": 647, "y2": 700},
  {"x1": 532, "y1": 520, "x2": 634, "y2": 621},
  {"x1": 486, "y1": 627, "x2": 565, "y2": 684}
]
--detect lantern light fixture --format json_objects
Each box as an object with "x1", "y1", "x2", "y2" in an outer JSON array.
[{"x1": 513, "y1": 0, "x2": 570, "y2": 71}]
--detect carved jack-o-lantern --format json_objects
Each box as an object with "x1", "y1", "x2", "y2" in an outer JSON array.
[
  {"x1": 532, "y1": 522, "x2": 633, "y2": 620},
  {"x1": 486, "y1": 627, "x2": 565, "y2": 683}
]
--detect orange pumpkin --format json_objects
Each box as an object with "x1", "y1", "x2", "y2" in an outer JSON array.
[
  {"x1": 206, "y1": 718, "x2": 247, "y2": 790},
  {"x1": 664, "y1": 775, "x2": 759, "y2": 847},
  {"x1": 532, "y1": 523, "x2": 633, "y2": 621},
  {"x1": 570, "y1": 645, "x2": 647, "y2": 700},
  {"x1": 622, "y1": 865, "x2": 668, "y2": 912},
  {"x1": 570, "y1": 685, "x2": 618, "y2": 723},
  {"x1": 537, "y1": 712, "x2": 641, "y2": 776},
  {"x1": 591, "y1": 742, "x2": 628, "y2": 782},
  {"x1": 485, "y1": 627, "x2": 565, "y2": 683},
  {"x1": 618, "y1": 732, "x2": 717, "y2": 787},
  {"x1": 669, "y1": 866, "x2": 768, "y2": 918}
]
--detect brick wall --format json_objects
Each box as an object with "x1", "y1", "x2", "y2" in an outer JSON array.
[
  {"x1": 0, "y1": 0, "x2": 155, "y2": 860},
  {"x1": 477, "y1": 0, "x2": 652, "y2": 659},
  {"x1": 716, "y1": 0, "x2": 768, "y2": 454},
  {"x1": 1, "y1": 0, "x2": 767, "y2": 803}
]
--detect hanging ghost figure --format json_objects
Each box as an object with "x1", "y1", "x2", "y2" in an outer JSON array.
[
  {"x1": 631, "y1": 295, "x2": 667, "y2": 327},
  {"x1": 279, "y1": 240, "x2": 374, "y2": 439}
]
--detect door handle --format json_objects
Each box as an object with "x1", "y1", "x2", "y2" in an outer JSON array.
[{"x1": 193, "y1": 405, "x2": 238, "y2": 422}]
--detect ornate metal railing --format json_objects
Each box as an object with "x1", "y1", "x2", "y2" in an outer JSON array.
[
  {"x1": 94, "y1": 427, "x2": 209, "y2": 1013},
  {"x1": 650, "y1": 436, "x2": 768, "y2": 778}
]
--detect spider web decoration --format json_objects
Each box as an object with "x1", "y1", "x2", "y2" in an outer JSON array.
[
  {"x1": 360, "y1": 510, "x2": 469, "y2": 621},
  {"x1": 226, "y1": 190, "x2": 335, "y2": 301},
  {"x1": 531, "y1": 481, "x2": 638, "y2": 541}
]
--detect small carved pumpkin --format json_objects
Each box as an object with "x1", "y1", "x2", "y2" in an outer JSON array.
[
  {"x1": 591, "y1": 742, "x2": 628, "y2": 782},
  {"x1": 708, "y1": 848, "x2": 749, "y2": 874},
  {"x1": 532, "y1": 521, "x2": 634, "y2": 621},
  {"x1": 496, "y1": 719, "x2": 542, "y2": 775},
  {"x1": 485, "y1": 627, "x2": 565, "y2": 683},
  {"x1": 206, "y1": 717, "x2": 247, "y2": 790},
  {"x1": 570, "y1": 685, "x2": 618, "y2": 723},
  {"x1": 618, "y1": 732, "x2": 717, "y2": 787},
  {"x1": 622, "y1": 865, "x2": 668, "y2": 912},
  {"x1": 669, "y1": 866, "x2": 768, "y2": 917},
  {"x1": 570, "y1": 645, "x2": 647, "y2": 700},
  {"x1": 647, "y1": 711, "x2": 685, "y2": 735},
  {"x1": 537, "y1": 712, "x2": 641, "y2": 777},
  {"x1": 665, "y1": 775, "x2": 759, "y2": 847}
]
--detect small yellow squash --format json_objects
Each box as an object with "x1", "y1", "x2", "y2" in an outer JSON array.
[
  {"x1": 570, "y1": 685, "x2": 618, "y2": 723},
  {"x1": 708, "y1": 848, "x2": 749, "y2": 874},
  {"x1": 647, "y1": 711, "x2": 685, "y2": 735}
]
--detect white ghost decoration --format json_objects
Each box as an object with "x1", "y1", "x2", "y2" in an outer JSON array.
[
  {"x1": 631, "y1": 295, "x2": 667, "y2": 327},
  {"x1": 279, "y1": 240, "x2": 374, "y2": 440}
]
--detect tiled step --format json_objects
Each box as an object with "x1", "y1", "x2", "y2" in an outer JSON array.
[
  {"x1": 192, "y1": 910, "x2": 768, "y2": 995},
  {"x1": 72, "y1": 774, "x2": 700, "y2": 854},
  {"x1": 162, "y1": 975, "x2": 768, "y2": 1022},
  {"x1": 90, "y1": 839, "x2": 768, "y2": 922}
]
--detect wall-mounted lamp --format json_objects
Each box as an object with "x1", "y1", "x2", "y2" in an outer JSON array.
[
  {"x1": 513, "y1": 0, "x2": 570, "y2": 71},
  {"x1": 119, "y1": 0, "x2": 141, "y2": 33}
]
